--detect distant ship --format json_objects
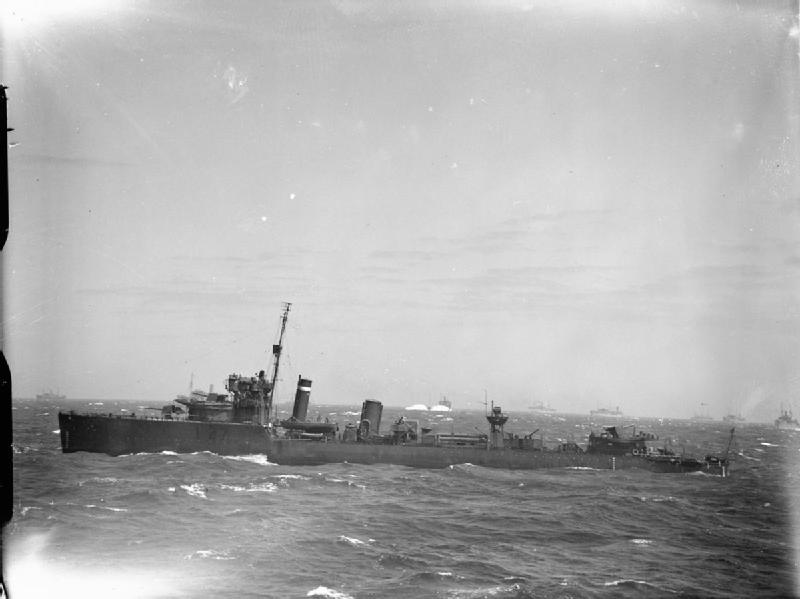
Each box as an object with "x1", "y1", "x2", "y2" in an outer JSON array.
[
  {"x1": 775, "y1": 406, "x2": 800, "y2": 431},
  {"x1": 590, "y1": 406, "x2": 623, "y2": 418},
  {"x1": 691, "y1": 403, "x2": 715, "y2": 422},
  {"x1": 722, "y1": 414, "x2": 746, "y2": 424},
  {"x1": 36, "y1": 390, "x2": 66, "y2": 401},
  {"x1": 529, "y1": 401, "x2": 556, "y2": 414}
]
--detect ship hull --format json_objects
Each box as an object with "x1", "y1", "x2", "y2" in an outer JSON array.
[
  {"x1": 267, "y1": 439, "x2": 725, "y2": 474},
  {"x1": 59, "y1": 412, "x2": 269, "y2": 456},
  {"x1": 58, "y1": 412, "x2": 727, "y2": 475}
]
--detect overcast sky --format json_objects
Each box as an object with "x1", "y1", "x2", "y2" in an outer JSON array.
[{"x1": 2, "y1": 0, "x2": 798, "y2": 418}]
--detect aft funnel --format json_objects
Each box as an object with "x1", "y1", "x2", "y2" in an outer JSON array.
[{"x1": 291, "y1": 376, "x2": 312, "y2": 421}]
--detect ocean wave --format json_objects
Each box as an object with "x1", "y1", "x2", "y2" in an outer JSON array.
[
  {"x1": 408, "y1": 570, "x2": 461, "y2": 582},
  {"x1": 602, "y1": 578, "x2": 670, "y2": 592},
  {"x1": 249, "y1": 482, "x2": 278, "y2": 492},
  {"x1": 84, "y1": 504, "x2": 128, "y2": 512},
  {"x1": 184, "y1": 549, "x2": 236, "y2": 561},
  {"x1": 323, "y1": 477, "x2": 367, "y2": 489},
  {"x1": 444, "y1": 583, "x2": 526, "y2": 598},
  {"x1": 219, "y1": 483, "x2": 247, "y2": 492},
  {"x1": 78, "y1": 476, "x2": 119, "y2": 486},
  {"x1": 180, "y1": 483, "x2": 208, "y2": 499},
  {"x1": 639, "y1": 495, "x2": 679, "y2": 503},
  {"x1": 337, "y1": 535, "x2": 372, "y2": 547},
  {"x1": 217, "y1": 481, "x2": 278, "y2": 493},
  {"x1": 223, "y1": 454, "x2": 273, "y2": 466},
  {"x1": 306, "y1": 586, "x2": 354, "y2": 599}
]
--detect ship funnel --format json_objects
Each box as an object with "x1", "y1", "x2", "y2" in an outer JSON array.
[
  {"x1": 359, "y1": 399, "x2": 383, "y2": 438},
  {"x1": 292, "y1": 376, "x2": 312, "y2": 421}
]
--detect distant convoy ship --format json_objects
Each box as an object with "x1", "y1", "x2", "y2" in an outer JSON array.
[
  {"x1": 690, "y1": 403, "x2": 716, "y2": 422},
  {"x1": 723, "y1": 413, "x2": 746, "y2": 424},
  {"x1": 58, "y1": 304, "x2": 733, "y2": 475},
  {"x1": 775, "y1": 406, "x2": 800, "y2": 431},
  {"x1": 528, "y1": 401, "x2": 556, "y2": 414},
  {"x1": 590, "y1": 406, "x2": 623, "y2": 419}
]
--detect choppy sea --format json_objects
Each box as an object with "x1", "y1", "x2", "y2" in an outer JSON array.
[{"x1": 4, "y1": 398, "x2": 800, "y2": 598}]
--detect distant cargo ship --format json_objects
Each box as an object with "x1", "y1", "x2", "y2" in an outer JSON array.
[
  {"x1": 590, "y1": 406, "x2": 623, "y2": 418},
  {"x1": 529, "y1": 401, "x2": 556, "y2": 414}
]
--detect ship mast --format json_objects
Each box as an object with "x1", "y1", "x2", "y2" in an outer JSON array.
[{"x1": 264, "y1": 302, "x2": 291, "y2": 425}]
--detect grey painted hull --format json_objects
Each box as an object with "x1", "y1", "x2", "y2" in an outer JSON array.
[
  {"x1": 58, "y1": 412, "x2": 727, "y2": 475},
  {"x1": 59, "y1": 412, "x2": 269, "y2": 456},
  {"x1": 267, "y1": 439, "x2": 725, "y2": 474}
]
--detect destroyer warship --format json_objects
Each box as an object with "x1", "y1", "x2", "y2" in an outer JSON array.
[{"x1": 59, "y1": 305, "x2": 733, "y2": 475}]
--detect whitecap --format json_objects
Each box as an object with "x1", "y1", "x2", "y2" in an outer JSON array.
[
  {"x1": 19, "y1": 506, "x2": 41, "y2": 516},
  {"x1": 307, "y1": 587, "x2": 354, "y2": 599},
  {"x1": 180, "y1": 483, "x2": 207, "y2": 499},
  {"x1": 219, "y1": 484, "x2": 247, "y2": 492},
  {"x1": 604, "y1": 579, "x2": 649, "y2": 587},
  {"x1": 84, "y1": 504, "x2": 128, "y2": 512},
  {"x1": 51, "y1": 430, "x2": 60, "y2": 435},
  {"x1": 337, "y1": 535, "x2": 368, "y2": 546},
  {"x1": 184, "y1": 550, "x2": 235, "y2": 561},
  {"x1": 760, "y1": 442, "x2": 779, "y2": 447},
  {"x1": 248, "y1": 482, "x2": 278, "y2": 493},
  {"x1": 223, "y1": 454, "x2": 273, "y2": 466},
  {"x1": 631, "y1": 538, "x2": 652, "y2": 545}
]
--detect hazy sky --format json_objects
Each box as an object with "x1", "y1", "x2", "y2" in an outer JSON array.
[{"x1": 2, "y1": 0, "x2": 798, "y2": 418}]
